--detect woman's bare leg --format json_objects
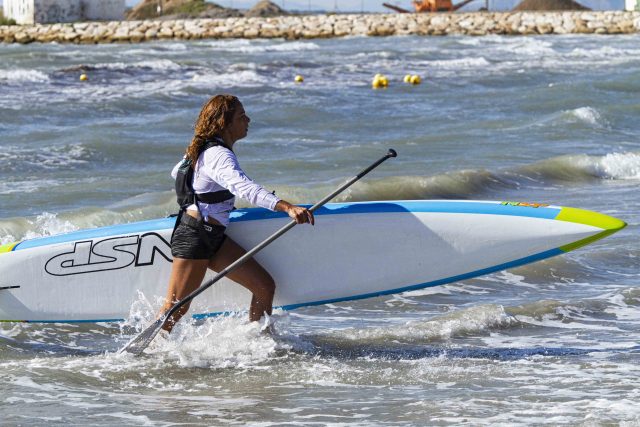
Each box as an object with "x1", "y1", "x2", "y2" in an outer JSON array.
[
  {"x1": 161, "y1": 257, "x2": 209, "y2": 332},
  {"x1": 209, "y1": 237, "x2": 276, "y2": 322}
]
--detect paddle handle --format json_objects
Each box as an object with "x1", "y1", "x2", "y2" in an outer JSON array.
[
  {"x1": 165, "y1": 148, "x2": 397, "y2": 319},
  {"x1": 308, "y1": 148, "x2": 397, "y2": 212}
]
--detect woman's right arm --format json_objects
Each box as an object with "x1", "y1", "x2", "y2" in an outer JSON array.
[
  {"x1": 210, "y1": 150, "x2": 314, "y2": 225},
  {"x1": 275, "y1": 200, "x2": 314, "y2": 225}
]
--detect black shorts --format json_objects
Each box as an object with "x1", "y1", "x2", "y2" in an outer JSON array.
[{"x1": 171, "y1": 215, "x2": 227, "y2": 260}]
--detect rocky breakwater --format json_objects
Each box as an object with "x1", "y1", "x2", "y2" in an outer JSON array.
[{"x1": 2, "y1": 11, "x2": 640, "y2": 44}]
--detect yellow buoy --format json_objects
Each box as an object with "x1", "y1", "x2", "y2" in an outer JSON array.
[
  {"x1": 372, "y1": 74, "x2": 389, "y2": 89},
  {"x1": 79, "y1": 73, "x2": 88, "y2": 81},
  {"x1": 404, "y1": 74, "x2": 412, "y2": 83},
  {"x1": 410, "y1": 75, "x2": 421, "y2": 85},
  {"x1": 295, "y1": 75, "x2": 304, "y2": 83}
]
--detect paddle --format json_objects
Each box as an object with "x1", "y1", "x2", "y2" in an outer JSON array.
[{"x1": 120, "y1": 148, "x2": 397, "y2": 356}]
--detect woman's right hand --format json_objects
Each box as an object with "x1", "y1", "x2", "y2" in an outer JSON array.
[{"x1": 276, "y1": 201, "x2": 314, "y2": 225}]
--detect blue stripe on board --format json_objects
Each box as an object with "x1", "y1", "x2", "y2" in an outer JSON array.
[
  {"x1": 11, "y1": 247, "x2": 565, "y2": 324},
  {"x1": 14, "y1": 217, "x2": 177, "y2": 250},
  {"x1": 230, "y1": 200, "x2": 561, "y2": 222},
  {"x1": 12, "y1": 201, "x2": 561, "y2": 251}
]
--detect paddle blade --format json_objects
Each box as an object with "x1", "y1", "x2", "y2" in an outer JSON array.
[{"x1": 119, "y1": 317, "x2": 165, "y2": 356}]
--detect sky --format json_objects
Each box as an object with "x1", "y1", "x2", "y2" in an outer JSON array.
[{"x1": 1, "y1": 0, "x2": 624, "y2": 15}]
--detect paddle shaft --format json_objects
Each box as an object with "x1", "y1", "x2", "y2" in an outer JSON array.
[
  {"x1": 164, "y1": 148, "x2": 397, "y2": 321},
  {"x1": 121, "y1": 149, "x2": 396, "y2": 355}
]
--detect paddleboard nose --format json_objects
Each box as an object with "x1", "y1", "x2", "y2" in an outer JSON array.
[
  {"x1": 555, "y1": 207, "x2": 627, "y2": 252},
  {"x1": 0, "y1": 242, "x2": 18, "y2": 254}
]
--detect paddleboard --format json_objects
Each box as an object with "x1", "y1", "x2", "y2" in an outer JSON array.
[{"x1": 0, "y1": 200, "x2": 626, "y2": 323}]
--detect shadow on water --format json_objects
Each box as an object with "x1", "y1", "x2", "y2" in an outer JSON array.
[
  {"x1": 296, "y1": 337, "x2": 640, "y2": 362},
  {"x1": 0, "y1": 333, "x2": 102, "y2": 357}
]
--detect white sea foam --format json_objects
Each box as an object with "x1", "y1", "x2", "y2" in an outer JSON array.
[
  {"x1": 202, "y1": 38, "x2": 319, "y2": 53},
  {"x1": 557, "y1": 152, "x2": 640, "y2": 181},
  {"x1": 97, "y1": 59, "x2": 183, "y2": 72},
  {"x1": 590, "y1": 152, "x2": 640, "y2": 180},
  {"x1": 119, "y1": 294, "x2": 292, "y2": 369},
  {"x1": 496, "y1": 37, "x2": 555, "y2": 58},
  {"x1": 427, "y1": 56, "x2": 491, "y2": 70},
  {"x1": 569, "y1": 45, "x2": 640, "y2": 61},
  {"x1": 156, "y1": 315, "x2": 285, "y2": 369},
  {"x1": 35, "y1": 75, "x2": 187, "y2": 102},
  {"x1": 0, "y1": 234, "x2": 17, "y2": 245},
  {"x1": 191, "y1": 69, "x2": 267, "y2": 87},
  {"x1": 0, "y1": 69, "x2": 50, "y2": 83},
  {"x1": 119, "y1": 42, "x2": 190, "y2": 54},
  {"x1": 22, "y1": 212, "x2": 78, "y2": 239},
  {"x1": 568, "y1": 106, "x2": 608, "y2": 128},
  {"x1": 603, "y1": 288, "x2": 640, "y2": 321},
  {"x1": 0, "y1": 179, "x2": 62, "y2": 194},
  {"x1": 521, "y1": 106, "x2": 611, "y2": 130},
  {"x1": 0, "y1": 143, "x2": 92, "y2": 171},
  {"x1": 519, "y1": 151, "x2": 640, "y2": 183},
  {"x1": 335, "y1": 304, "x2": 515, "y2": 343}
]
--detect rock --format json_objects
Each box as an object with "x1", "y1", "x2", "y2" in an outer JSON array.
[
  {"x1": 144, "y1": 28, "x2": 158, "y2": 39},
  {"x1": 513, "y1": 0, "x2": 589, "y2": 11},
  {"x1": 63, "y1": 31, "x2": 79, "y2": 42},
  {"x1": 243, "y1": 27, "x2": 259, "y2": 38},
  {"x1": 130, "y1": 30, "x2": 145, "y2": 42},
  {"x1": 14, "y1": 31, "x2": 32, "y2": 43},
  {"x1": 245, "y1": 1, "x2": 287, "y2": 18},
  {"x1": 537, "y1": 23, "x2": 553, "y2": 33},
  {"x1": 159, "y1": 26, "x2": 174, "y2": 38}
]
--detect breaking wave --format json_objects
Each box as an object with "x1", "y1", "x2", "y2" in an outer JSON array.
[
  {"x1": 201, "y1": 38, "x2": 320, "y2": 53},
  {"x1": 323, "y1": 287, "x2": 640, "y2": 348},
  {"x1": 0, "y1": 69, "x2": 50, "y2": 83},
  {"x1": 521, "y1": 152, "x2": 640, "y2": 181},
  {"x1": 0, "y1": 150, "x2": 636, "y2": 242},
  {"x1": 61, "y1": 59, "x2": 183, "y2": 74},
  {"x1": 0, "y1": 143, "x2": 94, "y2": 173}
]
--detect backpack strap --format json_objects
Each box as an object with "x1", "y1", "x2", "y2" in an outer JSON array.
[{"x1": 194, "y1": 137, "x2": 234, "y2": 204}]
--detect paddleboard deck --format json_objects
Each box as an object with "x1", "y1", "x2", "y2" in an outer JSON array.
[{"x1": 0, "y1": 200, "x2": 626, "y2": 323}]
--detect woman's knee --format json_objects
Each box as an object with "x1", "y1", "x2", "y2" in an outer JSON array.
[
  {"x1": 255, "y1": 275, "x2": 276, "y2": 299},
  {"x1": 266, "y1": 276, "x2": 276, "y2": 295}
]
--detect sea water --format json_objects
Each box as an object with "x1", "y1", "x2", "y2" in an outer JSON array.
[{"x1": 0, "y1": 34, "x2": 639, "y2": 425}]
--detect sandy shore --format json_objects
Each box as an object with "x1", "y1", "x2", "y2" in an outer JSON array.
[{"x1": 1, "y1": 11, "x2": 640, "y2": 43}]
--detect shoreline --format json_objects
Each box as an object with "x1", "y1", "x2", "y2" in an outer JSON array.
[{"x1": 1, "y1": 11, "x2": 640, "y2": 44}]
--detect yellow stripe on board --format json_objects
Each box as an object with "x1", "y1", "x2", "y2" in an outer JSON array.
[
  {"x1": 556, "y1": 207, "x2": 627, "y2": 252},
  {"x1": 0, "y1": 242, "x2": 18, "y2": 254}
]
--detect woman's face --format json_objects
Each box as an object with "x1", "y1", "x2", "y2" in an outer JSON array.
[{"x1": 227, "y1": 102, "x2": 251, "y2": 143}]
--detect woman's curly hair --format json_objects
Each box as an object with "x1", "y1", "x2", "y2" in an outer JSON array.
[{"x1": 185, "y1": 94, "x2": 240, "y2": 165}]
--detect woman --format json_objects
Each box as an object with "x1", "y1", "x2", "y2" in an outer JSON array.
[{"x1": 162, "y1": 94, "x2": 314, "y2": 332}]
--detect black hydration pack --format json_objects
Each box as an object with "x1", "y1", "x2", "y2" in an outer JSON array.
[{"x1": 174, "y1": 138, "x2": 234, "y2": 211}]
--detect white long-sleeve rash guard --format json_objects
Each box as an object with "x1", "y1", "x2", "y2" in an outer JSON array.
[{"x1": 171, "y1": 146, "x2": 280, "y2": 227}]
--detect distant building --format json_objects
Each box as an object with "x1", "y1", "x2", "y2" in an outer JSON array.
[
  {"x1": 4, "y1": 0, "x2": 125, "y2": 25},
  {"x1": 625, "y1": 0, "x2": 639, "y2": 9}
]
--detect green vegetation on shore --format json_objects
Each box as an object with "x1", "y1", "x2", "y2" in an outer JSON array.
[
  {"x1": 127, "y1": 0, "x2": 227, "y2": 20},
  {"x1": 0, "y1": 13, "x2": 17, "y2": 26},
  {"x1": 0, "y1": 6, "x2": 16, "y2": 25},
  {"x1": 171, "y1": 0, "x2": 213, "y2": 15}
]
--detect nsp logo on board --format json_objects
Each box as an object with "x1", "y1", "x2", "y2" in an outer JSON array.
[{"x1": 45, "y1": 233, "x2": 172, "y2": 276}]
